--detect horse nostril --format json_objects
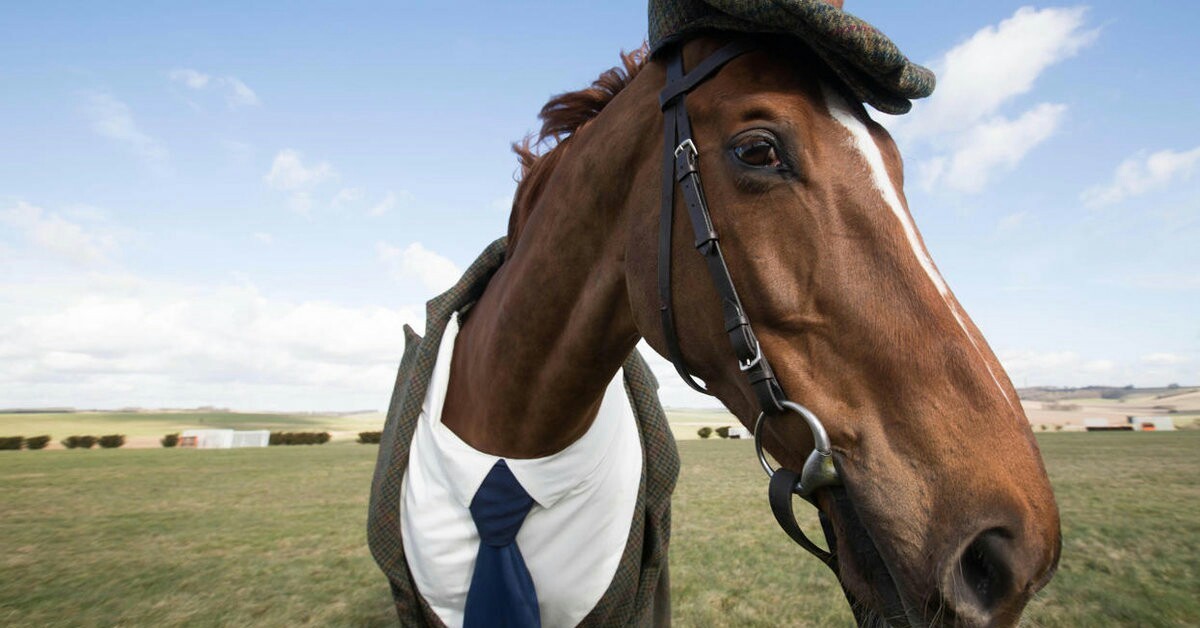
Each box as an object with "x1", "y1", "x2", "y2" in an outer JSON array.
[{"x1": 949, "y1": 528, "x2": 1016, "y2": 616}]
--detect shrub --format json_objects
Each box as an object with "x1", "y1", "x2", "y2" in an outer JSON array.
[
  {"x1": 269, "y1": 431, "x2": 332, "y2": 446},
  {"x1": 98, "y1": 434, "x2": 126, "y2": 449},
  {"x1": 25, "y1": 435, "x2": 51, "y2": 450},
  {"x1": 161, "y1": 433, "x2": 180, "y2": 448},
  {"x1": 63, "y1": 435, "x2": 98, "y2": 449},
  {"x1": 0, "y1": 436, "x2": 23, "y2": 450},
  {"x1": 697, "y1": 427, "x2": 713, "y2": 439},
  {"x1": 715, "y1": 426, "x2": 730, "y2": 439},
  {"x1": 357, "y1": 431, "x2": 382, "y2": 444}
]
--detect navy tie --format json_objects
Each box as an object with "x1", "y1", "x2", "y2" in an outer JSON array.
[{"x1": 463, "y1": 459, "x2": 540, "y2": 627}]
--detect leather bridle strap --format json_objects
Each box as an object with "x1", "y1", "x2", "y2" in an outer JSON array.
[
  {"x1": 657, "y1": 41, "x2": 841, "y2": 571},
  {"x1": 769, "y1": 469, "x2": 837, "y2": 569},
  {"x1": 657, "y1": 40, "x2": 785, "y2": 415}
]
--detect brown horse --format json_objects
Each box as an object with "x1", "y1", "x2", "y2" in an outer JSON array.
[{"x1": 435, "y1": 34, "x2": 1060, "y2": 627}]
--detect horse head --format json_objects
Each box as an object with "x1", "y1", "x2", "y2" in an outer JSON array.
[
  {"x1": 612, "y1": 36, "x2": 1062, "y2": 626},
  {"x1": 501, "y1": 29, "x2": 1060, "y2": 627}
]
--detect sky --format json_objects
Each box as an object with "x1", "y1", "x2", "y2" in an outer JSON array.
[{"x1": 1, "y1": 1, "x2": 1197, "y2": 411}]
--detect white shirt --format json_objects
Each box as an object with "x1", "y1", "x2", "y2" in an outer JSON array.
[{"x1": 401, "y1": 314, "x2": 643, "y2": 628}]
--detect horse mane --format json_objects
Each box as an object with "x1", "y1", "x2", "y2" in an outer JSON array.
[{"x1": 506, "y1": 45, "x2": 650, "y2": 256}]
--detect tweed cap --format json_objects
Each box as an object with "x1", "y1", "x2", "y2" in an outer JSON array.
[{"x1": 648, "y1": 0, "x2": 935, "y2": 114}]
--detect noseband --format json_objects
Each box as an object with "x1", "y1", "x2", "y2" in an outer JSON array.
[{"x1": 657, "y1": 41, "x2": 842, "y2": 568}]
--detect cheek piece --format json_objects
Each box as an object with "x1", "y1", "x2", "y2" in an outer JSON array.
[{"x1": 655, "y1": 40, "x2": 841, "y2": 569}]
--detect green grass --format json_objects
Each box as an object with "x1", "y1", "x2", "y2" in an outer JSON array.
[{"x1": 1, "y1": 433, "x2": 1197, "y2": 626}]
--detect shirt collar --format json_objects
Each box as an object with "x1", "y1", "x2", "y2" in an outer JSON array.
[{"x1": 422, "y1": 314, "x2": 632, "y2": 511}]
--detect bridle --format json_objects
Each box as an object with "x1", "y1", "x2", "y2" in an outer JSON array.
[{"x1": 657, "y1": 40, "x2": 842, "y2": 568}]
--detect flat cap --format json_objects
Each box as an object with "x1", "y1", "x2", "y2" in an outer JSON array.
[{"x1": 648, "y1": 0, "x2": 935, "y2": 114}]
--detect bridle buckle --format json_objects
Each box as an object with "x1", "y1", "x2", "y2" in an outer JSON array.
[
  {"x1": 738, "y1": 340, "x2": 763, "y2": 372},
  {"x1": 674, "y1": 138, "x2": 697, "y2": 159}
]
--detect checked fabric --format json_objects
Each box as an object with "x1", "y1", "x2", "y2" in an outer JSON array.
[
  {"x1": 464, "y1": 459, "x2": 541, "y2": 628},
  {"x1": 648, "y1": 0, "x2": 936, "y2": 114}
]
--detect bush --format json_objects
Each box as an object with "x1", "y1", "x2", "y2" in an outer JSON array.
[
  {"x1": 697, "y1": 427, "x2": 713, "y2": 439},
  {"x1": 63, "y1": 435, "x2": 98, "y2": 449},
  {"x1": 0, "y1": 436, "x2": 23, "y2": 450},
  {"x1": 98, "y1": 434, "x2": 126, "y2": 449},
  {"x1": 715, "y1": 426, "x2": 730, "y2": 439},
  {"x1": 161, "y1": 433, "x2": 180, "y2": 448},
  {"x1": 25, "y1": 435, "x2": 51, "y2": 450},
  {"x1": 357, "y1": 431, "x2": 382, "y2": 444},
  {"x1": 269, "y1": 431, "x2": 332, "y2": 446}
]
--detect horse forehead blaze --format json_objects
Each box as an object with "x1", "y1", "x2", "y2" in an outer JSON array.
[{"x1": 817, "y1": 82, "x2": 1016, "y2": 411}]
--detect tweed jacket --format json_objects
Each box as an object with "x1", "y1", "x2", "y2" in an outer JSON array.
[{"x1": 367, "y1": 237, "x2": 680, "y2": 627}]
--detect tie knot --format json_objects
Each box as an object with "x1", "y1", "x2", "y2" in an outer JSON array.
[{"x1": 469, "y1": 460, "x2": 535, "y2": 546}]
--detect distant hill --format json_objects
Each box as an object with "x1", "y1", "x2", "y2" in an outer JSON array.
[{"x1": 1018, "y1": 385, "x2": 1198, "y2": 402}]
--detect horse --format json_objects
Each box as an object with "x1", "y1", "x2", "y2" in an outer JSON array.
[{"x1": 380, "y1": 30, "x2": 1062, "y2": 628}]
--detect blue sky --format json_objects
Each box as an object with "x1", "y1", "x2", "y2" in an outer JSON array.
[{"x1": 1, "y1": 1, "x2": 1197, "y2": 410}]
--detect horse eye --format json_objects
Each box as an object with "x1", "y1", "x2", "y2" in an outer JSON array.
[{"x1": 733, "y1": 137, "x2": 782, "y2": 168}]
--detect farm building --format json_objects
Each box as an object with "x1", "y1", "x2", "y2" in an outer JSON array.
[
  {"x1": 1083, "y1": 418, "x2": 1132, "y2": 432},
  {"x1": 728, "y1": 426, "x2": 751, "y2": 439},
  {"x1": 1127, "y1": 416, "x2": 1176, "y2": 431},
  {"x1": 179, "y1": 429, "x2": 270, "y2": 449}
]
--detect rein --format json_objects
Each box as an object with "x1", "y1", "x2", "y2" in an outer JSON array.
[{"x1": 656, "y1": 41, "x2": 841, "y2": 569}]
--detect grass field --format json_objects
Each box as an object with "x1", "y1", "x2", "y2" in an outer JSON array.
[{"x1": 2, "y1": 433, "x2": 1197, "y2": 626}]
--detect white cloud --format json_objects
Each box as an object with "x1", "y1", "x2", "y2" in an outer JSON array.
[
  {"x1": 1082, "y1": 146, "x2": 1200, "y2": 206},
  {"x1": 367, "y1": 190, "x2": 412, "y2": 217},
  {"x1": 1081, "y1": 359, "x2": 1116, "y2": 374},
  {"x1": 887, "y1": 7, "x2": 1096, "y2": 194},
  {"x1": 222, "y1": 77, "x2": 260, "y2": 107},
  {"x1": 368, "y1": 191, "x2": 396, "y2": 217},
  {"x1": 1, "y1": 201, "x2": 118, "y2": 265},
  {"x1": 264, "y1": 149, "x2": 336, "y2": 192},
  {"x1": 331, "y1": 187, "x2": 364, "y2": 207},
  {"x1": 1141, "y1": 353, "x2": 1190, "y2": 366},
  {"x1": 921, "y1": 103, "x2": 1066, "y2": 193},
  {"x1": 377, "y1": 241, "x2": 461, "y2": 293},
  {"x1": 263, "y1": 150, "x2": 338, "y2": 214},
  {"x1": 900, "y1": 7, "x2": 1096, "y2": 139},
  {"x1": 168, "y1": 69, "x2": 260, "y2": 108},
  {"x1": 253, "y1": 232, "x2": 274, "y2": 245},
  {"x1": 0, "y1": 273, "x2": 422, "y2": 410},
  {"x1": 997, "y1": 210, "x2": 1030, "y2": 233},
  {"x1": 167, "y1": 68, "x2": 210, "y2": 89},
  {"x1": 287, "y1": 191, "x2": 313, "y2": 214},
  {"x1": 82, "y1": 92, "x2": 168, "y2": 164}
]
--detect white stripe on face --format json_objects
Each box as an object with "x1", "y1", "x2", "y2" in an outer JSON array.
[{"x1": 820, "y1": 84, "x2": 1013, "y2": 408}]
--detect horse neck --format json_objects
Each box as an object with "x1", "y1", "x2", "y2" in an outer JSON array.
[{"x1": 438, "y1": 71, "x2": 661, "y2": 459}]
